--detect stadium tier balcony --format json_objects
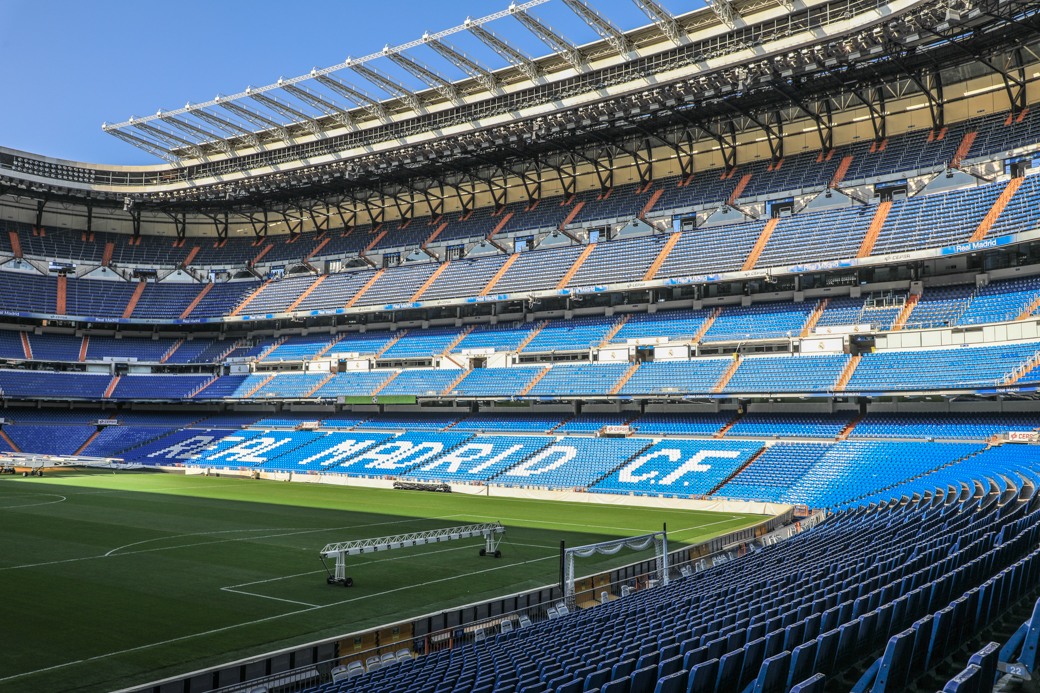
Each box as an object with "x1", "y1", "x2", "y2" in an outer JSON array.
[
  {"x1": 419, "y1": 255, "x2": 509, "y2": 303},
  {"x1": 77, "y1": 426, "x2": 177, "y2": 458},
  {"x1": 702, "y1": 302, "x2": 817, "y2": 342},
  {"x1": 847, "y1": 343, "x2": 1040, "y2": 391},
  {"x1": 381, "y1": 327, "x2": 465, "y2": 359},
  {"x1": 353, "y1": 412, "x2": 461, "y2": 431},
  {"x1": 451, "y1": 412, "x2": 567, "y2": 433},
  {"x1": 611, "y1": 308, "x2": 714, "y2": 344},
  {"x1": 373, "y1": 369, "x2": 463, "y2": 397},
  {"x1": 450, "y1": 322, "x2": 540, "y2": 354},
  {"x1": 355, "y1": 263, "x2": 441, "y2": 307},
  {"x1": 618, "y1": 360, "x2": 731, "y2": 397},
  {"x1": 259, "y1": 334, "x2": 341, "y2": 362},
  {"x1": 187, "y1": 281, "x2": 262, "y2": 319},
  {"x1": 724, "y1": 355, "x2": 849, "y2": 393},
  {"x1": 447, "y1": 367, "x2": 545, "y2": 398},
  {"x1": 85, "y1": 336, "x2": 180, "y2": 362},
  {"x1": 957, "y1": 275, "x2": 1040, "y2": 326},
  {"x1": 726, "y1": 413, "x2": 855, "y2": 438},
  {"x1": 631, "y1": 412, "x2": 732, "y2": 436},
  {"x1": 310, "y1": 371, "x2": 398, "y2": 398},
  {"x1": 567, "y1": 235, "x2": 669, "y2": 288},
  {"x1": 522, "y1": 317, "x2": 619, "y2": 353},
  {"x1": 554, "y1": 413, "x2": 635, "y2": 434},
  {"x1": 527, "y1": 363, "x2": 630, "y2": 397},
  {"x1": 0, "y1": 370, "x2": 110, "y2": 399},
  {"x1": 239, "y1": 274, "x2": 319, "y2": 315},
  {"x1": 901, "y1": 284, "x2": 975, "y2": 330},
  {"x1": 850, "y1": 412, "x2": 1039, "y2": 440}
]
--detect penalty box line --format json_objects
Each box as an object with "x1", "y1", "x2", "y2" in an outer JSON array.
[
  {"x1": 220, "y1": 540, "x2": 562, "y2": 606},
  {"x1": 0, "y1": 549, "x2": 559, "y2": 685}
]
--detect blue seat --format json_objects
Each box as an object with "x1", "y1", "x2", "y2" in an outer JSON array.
[
  {"x1": 585, "y1": 669, "x2": 611, "y2": 692},
  {"x1": 941, "y1": 665, "x2": 981, "y2": 693},
  {"x1": 600, "y1": 678, "x2": 629, "y2": 693},
  {"x1": 686, "y1": 659, "x2": 718, "y2": 693},
  {"x1": 658, "y1": 655, "x2": 683, "y2": 681},
  {"x1": 850, "y1": 628, "x2": 914, "y2": 693},
  {"x1": 629, "y1": 665, "x2": 657, "y2": 693},
  {"x1": 789, "y1": 674, "x2": 826, "y2": 693},
  {"x1": 652, "y1": 670, "x2": 686, "y2": 693},
  {"x1": 557, "y1": 680, "x2": 584, "y2": 693},
  {"x1": 748, "y1": 651, "x2": 790, "y2": 693},
  {"x1": 786, "y1": 641, "x2": 817, "y2": 692},
  {"x1": 715, "y1": 649, "x2": 745, "y2": 692}
]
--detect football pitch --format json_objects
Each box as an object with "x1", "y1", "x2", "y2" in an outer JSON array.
[{"x1": 0, "y1": 470, "x2": 771, "y2": 693}]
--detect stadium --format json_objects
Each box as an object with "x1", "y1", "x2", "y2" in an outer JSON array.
[{"x1": 2, "y1": 0, "x2": 1040, "y2": 691}]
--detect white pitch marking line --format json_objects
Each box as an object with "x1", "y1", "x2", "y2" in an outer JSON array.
[
  {"x1": 0, "y1": 514, "x2": 468, "y2": 572},
  {"x1": 0, "y1": 493, "x2": 67, "y2": 510},
  {"x1": 0, "y1": 550, "x2": 559, "y2": 684},
  {"x1": 220, "y1": 589, "x2": 319, "y2": 608}
]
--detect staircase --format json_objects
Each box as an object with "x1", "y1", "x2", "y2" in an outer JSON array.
[
  {"x1": 79, "y1": 336, "x2": 89, "y2": 362},
  {"x1": 741, "y1": 218, "x2": 779, "y2": 271},
  {"x1": 799, "y1": 299, "x2": 829, "y2": 337},
  {"x1": 837, "y1": 413, "x2": 863, "y2": 441},
  {"x1": 374, "y1": 331, "x2": 408, "y2": 359},
  {"x1": 712, "y1": 356, "x2": 742, "y2": 393},
  {"x1": 834, "y1": 355, "x2": 862, "y2": 391},
  {"x1": 363, "y1": 227, "x2": 390, "y2": 254},
  {"x1": 161, "y1": 339, "x2": 184, "y2": 364},
  {"x1": 610, "y1": 363, "x2": 640, "y2": 395},
  {"x1": 556, "y1": 244, "x2": 597, "y2": 289},
  {"x1": 829, "y1": 156, "x2": 854, "y2": 188},
  {"x1": 950, "y1": 131, "x2": 978, "y2": 169},
  {"x1": 559, "y1": 201, "x2": 586, "y2": 230},
  {"x1": 179, "y1": 283, "x2": 213, "y2": 319},
  {"x1": 707, "y1": 446, "x2": 766, "y2": 496},
  {"x1": 56, "y1": 275, "x2": 67, "y2": 315},
  {"x1": 969, "y1": 177, "x2": 1024, "y2": 243},
  {"x1": 425, "y1": 221, "x2": 449, "y2": 246},
  {"x1": 189, "y1": 375, "x2": 220, "y2": 398},
  {"x1": 890, "y1": 295, "x2": 920, "y2": 331},
  {"x1": 442, "y1": 326, "x2": 474, "y2": 355},
  {"x1": 643, "y1": 232, "x2": 682, "y2": 281},
  {"x1": 101, "y1": 241, "x2": 114, "y2": 266},
  {"x1": 74, "y1": 429, "x2": 102, "y2": 455},
  {"x1": 692, "y1": 308, "x2": 722, "y2": 343},
  {"x1": 286, "y1": 275, "x2": 326, "y2": 312},
  {"x1": 727, "y1": 174, "x2": 752, "y2": 205},
  {"x1": 441, "y1": 369, "x2": 471, "y2": 396},
  {"x1": 714, "y1": 411, "x2": 743, "y2": 439},
  {"x1": 230, "y1": 279, "x2": 272, "y2": 317},
  {"x1": 312, "y1": 335, "x2": 345, "y2": 360},
  {"x1": 20, "y1": 332, "x2": 31, "y2": 359},
  {"x1": 1002, "y1": 351, "x2": 1040, "y2": 386},
  {"x1": 304, "y1": 373, "x2": 335, "y2": 397},
  {"x1": 1017, "y1": 293, "x2": 1040, "y2": 321},
  {"x1": 598, "y1": 314, "x2": 630, "y2": 348},
  {"x1": 256, "y1": 336, "x2": 288, "y2": 361},
  {"x1": 516, "y1": 321, "x2": 549, "y2": 352},
  {"x1": 411, "y1": 262, "x2": 451, "y2": 302},
  {"x1": 243, "y1": 373, "x2": 277, "y2": 398},
  {"x1": 121, "y1": 282, "x2": 147, "y2": 319},
  {"x1": 103, "y1": 376, "x2": 121, "y2": 399},
  {"x1": 371, "y1": 371, "x2": 399, "y2": 396},
  {"x1": 252, "y1": 243, "x2": 272, "y2": 265},
  {"x1": 856, "y1": 201, "x2": 893, "y2": 258},
  {"x1": 487, "y1": 214, "x2": 513, "y2": 239},
  {"x1": 519, "y1": 366, "x2": 551, "y2": 395},
  {"x1": 8, "y1": 231, "x2": 21, "y2": 258},
  {"x1": 0, "y1": 429, "x2": 22, "y2": 453},
  {"x1": 640, "y1": 189, "x2": 665, "y2": 218},
  {"x1": 182, "y1": 246, "x2": 200, "y2": 267},
  {"x1": 480, "y1": 254, "x2": 519, "y2": 296},
  {"x1": 305, "y1": 238, "x2": 331, "y2": 261},
  {"x1": 346, "y1": 269, "x2": 384, "y2": 308}
]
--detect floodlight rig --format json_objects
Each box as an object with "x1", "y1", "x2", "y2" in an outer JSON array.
[{"x1": 319, "y1": 522, "x2": 506, "y2": 587}]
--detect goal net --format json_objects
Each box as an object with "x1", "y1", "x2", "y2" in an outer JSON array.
[{"x1": 562, "y1": 531, "x2": 668, "y2": 610}]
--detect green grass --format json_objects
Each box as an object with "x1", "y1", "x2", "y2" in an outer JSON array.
[{"x1": 0, "y1": 470, "x2": 770, "y2": 693}]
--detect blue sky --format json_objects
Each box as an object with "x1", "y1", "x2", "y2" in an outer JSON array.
[{"x1": 0, "y1": 0, "x2": 698, "y2": 166}]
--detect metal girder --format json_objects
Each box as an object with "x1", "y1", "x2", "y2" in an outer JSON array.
[
  {"x1": 347, "y1": 58, "x2": 423, "y2": 113},
  {"x1": 853, "y1": 86, "x2": 887, "y2": 142},
  {"x1": 158, "y1": 112, "x2": 235, "y2": 157},
  {"x1": 186, "y1": 105, "x2": 261, "y2": 149},
  {"x1": 247, "y1": 87, "x2": 325, "y2": 138},
  {"x1": 562, "y1": 0, "x2": 632, "y2": 58},
  {"x1": 466, "y1": 21, "x2": 541, "y2": 83},
  {"x1": 704, "y1": 0, "x2": 741, "y2": 30},
  {"x1": 509, "y1": 5, "x2": 584, "y2": 72},
  {"x1": 631, "y1": 0, "x2": 685, "y2": 46},
  {"x1": 424, "y1": 36, "x2": 499, "y2": 92},
  {"x1": 313, "y1": 73, "x2": 388, "y2": 121},
  {"x1": 279, "y1": 83, "x2": 356, "y2": 130},
  {"x1": 130, "y1": 120, "x2": 203, "y2": 159},
  {"x1": 100, "y1": 125, "x2": 179, "y2": 164},
  {"x1": 216, "y1": 97, "x2": 291, "y2": 142},
  {"x1": 384, "y1": 46, "x2": 460, "y2": 104}
]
